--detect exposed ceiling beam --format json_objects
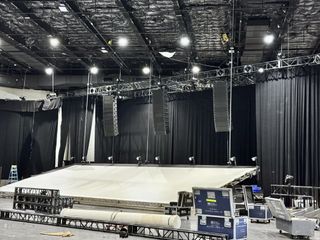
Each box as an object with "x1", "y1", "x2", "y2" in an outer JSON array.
[
  {"x1": 64, "y1": 0, "x2": 130, "y2": 72},
  {"x1": 9, "y1": 1, "x2": 90, "y2": 69},
  {"x1": 115, "y1": 0, "x2": 162, "y2": 74},
  {"x1": 175, "y1": 0, "x2": 197, "y2": 61},
  {"x1": 0, "y1": 50, "x2": 30, "y2": 71},
  {"x1": 0, "y1": 19, "x2": 60, "y2": 72}
]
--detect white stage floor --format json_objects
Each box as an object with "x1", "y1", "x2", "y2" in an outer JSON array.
[{"x1": 0, "y1": 164, "x2": 256, "y2": 205}]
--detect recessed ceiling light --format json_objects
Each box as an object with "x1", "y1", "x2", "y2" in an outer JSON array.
[
  {"x1": 101, "y1": 47, "x2": 108, "y2": 53},
  {"x1": 263, "y1": 33, "x2": 275, "y2": 45},
  {"x1": 90, "y1": 66, "x2": 99, "y2": 75},
  {"x1": 258, "y1": 68, "x2": 265, "y2": 73},
  {"x1": 180, "y1": 36, "x2": 190, "y2": 47},
  {"x1": 118, "y1": 37, "x2": 128, "y2": 47},
  {"x1": 192, "y1": 65, "x2": 200, "y2": 74},
  {"x1": 45, "y1": 67, "x2": 54, "y2": 75},
  {"x1": 59, "y1": 4, "x2": 69, "y2": 12},
  {"x1": 49, "y1": 37, "x2": 60, "y2": 48},
  {"x1": 142, "y1": 66, "x2": 151, "y2": 75}
]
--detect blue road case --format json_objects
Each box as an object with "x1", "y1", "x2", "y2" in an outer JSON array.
[
  {"x1": 193, "y1": 187, "x2": 248, "y2": 240},
  {"x1": 198, "y1": 215, "x2": 248, "y2": 240},
  {"x1": 248, "y1": 204, "x2": 272, "y2": 223}
]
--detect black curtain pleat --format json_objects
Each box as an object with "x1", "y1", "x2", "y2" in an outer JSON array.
[
  {"x1": 58, "y1": 96, "x2": 94, "y2": 166},
  {"x1": 256, "y1": 66, "x2": 320, "y2": 195},
  {"x1": 0, "y1": 109, "x2": 58, "y2": 179},
  {"x1": 96, "y1": 86, "x2": 256, "y2": 166}
]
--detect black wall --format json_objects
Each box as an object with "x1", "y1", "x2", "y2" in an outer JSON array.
[
  {"x1": 96, "y1": 86, "x2": 257, "y2": 166},
  {"x1": 256, "y1": 66, "x2": 320, "y2": 194},
  {"x1": 0, "y1": 109, "x2": 57, "y2": 179},
  {"x1": 58, "y1": 96, "x2": 94, "y2": 166}
]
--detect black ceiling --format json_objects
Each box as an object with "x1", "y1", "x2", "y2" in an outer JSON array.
[{"x1": 0, "y1": 0, "x2": 319, "y2": 77}]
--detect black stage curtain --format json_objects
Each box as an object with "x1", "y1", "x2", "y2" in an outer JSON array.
[
  {"x1": 0, "y1": 109, "x2": 58, "y2": 179},
  {"x1": 58, "y1": 96, "x2": 94, "y2": 166},
  {"x1": 96, "y1": 86, "x2": 256, "y2": 165},
  {"x1": 256, "y1": 66, "x2": 320, "y2": 195}
]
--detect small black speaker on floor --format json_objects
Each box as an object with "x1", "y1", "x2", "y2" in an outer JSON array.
[
  {"x1": 152, "y1": 88, "x2": 169, "y2": 135},
  {"x1": 102, "y1": 95, "x2": 119, "y2": 136},
  {"x1": 213, "y1": 81, "x2": 229, "y2": 132}
]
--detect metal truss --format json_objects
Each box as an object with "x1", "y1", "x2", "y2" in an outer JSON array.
[
  {"x1": 63, "y1": 54, "x2": 320, "y2": 98},
  {"x1": 0, "y1": 209, "x2": 228, "y2": 240},
  {"x1": 13, "y1": 187, "x2": 73, "y2": 214},
  {"x1": 224, "y1": 167, "x2": 258, "y2": 188},
  {"x1": 271, "y1": 184, "x2": 320, "y2": 208}
]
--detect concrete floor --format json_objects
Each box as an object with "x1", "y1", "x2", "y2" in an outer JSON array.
[
  {"x1": 1, "y1": 218, "x2": 320, "y2": 240},
  {"x1": 1, "y1": 198, "x2": 320, "y2": 239}
]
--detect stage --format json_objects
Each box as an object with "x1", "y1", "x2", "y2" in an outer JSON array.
[{"x1": 0, "y1": 164, "x2": 257, "y2": 210}]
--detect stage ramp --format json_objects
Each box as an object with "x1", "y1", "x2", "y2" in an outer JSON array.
[{"x1": 0, "y1": 164, "x2": 257, "y2": 211}]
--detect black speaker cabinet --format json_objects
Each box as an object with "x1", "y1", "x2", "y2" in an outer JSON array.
[
  {"x1": 213, "y1": 81, "x2": 230, "y2": 132},
  {"x1": 102, "y1": 95, "x2": 119, "y2": 136},
  {"x1": 152, "y1": 89, "x2": 169, "y2": 135}
]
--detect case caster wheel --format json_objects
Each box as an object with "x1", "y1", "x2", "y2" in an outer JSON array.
[{"x1": 279, "y1": 230, "x2": 282, "y2": 234}]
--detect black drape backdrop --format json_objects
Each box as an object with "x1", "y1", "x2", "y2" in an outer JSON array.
[
  {"x1": 256, "y1": 66, "x2": 320, "y2": 195},
  {"x1": 0, "y1": 109, "x2": 57, "y2": 179},
  {"x1": 58, "y1": 96, "x2": 94, "y2": 166},
  {"x1": 96, "y1": 86, "x2": 256, "y2": 165}
]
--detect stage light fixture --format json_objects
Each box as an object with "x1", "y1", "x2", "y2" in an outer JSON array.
[
  {"x1": 155, "y1": 156, "x2": 160, "y2": 161},
  {"x1": 118, "y1": 37, "x2": 128, "y2": 47},
  {"x1": 142, "y1": 66, "x2": 151, "y2": 75},
  {"x1": 263, "y1": 33, "x2": 275, "y2": 45},
  {"x1": 258, "y1": 68, "x2": 265, "y2": 73},
  {"x1": 251, "y1": 156, "x2": 257, "y2": 162},
  {"x1": 89, "y1": 66, "x2": 99, "y2": 75},
  {"x1": 229, "y1": 156, "x2": 237, "y2": 166},
  {"x1": 45, "y1": 67, "x2": 53, "y2": 75},
  {"x1": 188, "y1": 156, "x2": 195, "y2": 165},
  {"x1": 192, "y1": 65, "x2": 200, "y2": 74},
  {"x1": 284, "y1": 174, "x2": 294, "y2": 185},
  {"x1": 49, "y1": 37, "x2": 60, "y2": 48},
  {"x1": 107, "y1": 156, "x2": 114, "y2": 164},
  {"x1": 136, "y1": 156, "x2": 142, "y2": 166},
  {"x1": 179, "y1": 36, "x2": 190, "y2": 47}
]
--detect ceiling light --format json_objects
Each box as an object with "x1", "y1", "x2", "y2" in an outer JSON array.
[
  {"x1": 118, "y1": 37, "x2": 128, "y2": 47},
  {"x1": 90, "y1": 66, "x2": 99, "y2": 75},
  {"x1": 192, "y1": 65, "x2": 200, "y2": 74},
  {"x1": 180, "y1": 36, "x2": 190, "y2": 47},
  {"x1": 45, "y1": 67, "x2": 53, "y2": 75},
  {"x1": 263, "y1": 33, "x2": 275, "y2": 45},
  {"x1": 142, "y1": 66, "x2": 151, "y2": 75},
  {"x1": 159, "y1": 51, "x2": 176, "y2": 58},
  {"x1": 100, "y1": 47, "x2": 108, "y2": 53},
  {"x1": 258, "y1": 68, "x2": 265, "y2": 73},
  {"x1": 49, "y1": 37, "x2": 60, "y2": 48},
  {"x1": 58, "y1": 4, "x2": 69, "y2": 12}
]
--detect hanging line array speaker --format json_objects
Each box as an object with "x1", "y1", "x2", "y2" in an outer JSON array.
[
  {"x1": 152, "y1": 88, "x2": 169, "y2": 135},
  {"x1": 102, "y1": 95, "x2": 119, "y2": 136},
  {"x1": 212, "y1": 81, "x2": 230, "y2": 132}
]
